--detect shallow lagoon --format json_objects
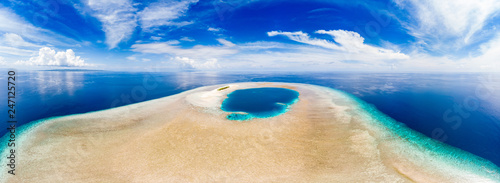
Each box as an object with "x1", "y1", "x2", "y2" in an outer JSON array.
[{"x1": 221, "y1": 87, "x2": 299, "y2": 120}]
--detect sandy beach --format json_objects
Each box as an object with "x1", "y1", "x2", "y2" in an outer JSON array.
[{"x1": 1, "y1": 82, "x2": 499, "y2": 182}]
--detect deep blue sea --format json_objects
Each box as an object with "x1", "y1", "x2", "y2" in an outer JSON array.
[
  {"x1": 1, "y1": 70, "x2": 499, "y2": 167},
  {"x1": 221, "y1": 87, "x2": 299, "y2": 120}
]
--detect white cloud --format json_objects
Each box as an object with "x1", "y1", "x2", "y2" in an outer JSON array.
[
  {"x1": 216, "y1": 38, "x2": 235, "y2": 47},
  {"x1": 237, "y1": 41, "x2": 287, "y2": 50},
  {"x1": 131, "y1": 41, "x2": 237, "y2": 58},
  {"x1": 316, "y1": 30, "x2": 409, "y2": 59},
  {"x1": 131, "y1": 40, "x2": 235, "y2": 70},
  {"x1": 268, "y1": 30, "x2": 342, "y2": 50},
  {"x1": 18, "y1": 47, "x2": 90, "y2": 67},
  {"x1": 2, "y1": 33, "x2": 39, "y2": 47},
  {"x1": 81, "y1": 0, "x2": 197, "y2": 48},
  {"x1": 456, "y1": 33, "x2": 500, "y2": 71},
  {"x1": 0, "y1": 7, "x2": 76, "y2": 47},
  {"x1": 180, "y1": 37, "x2": 195, "y2": 42},
  {"x1": 130, "y1": 37, "x2": 409, "y2": 71},
  {"x1": 150, "y1": 36, "x2": 162, "y2": 41},
  {"x1": 85, "y1": 0, "x2": 138, "y2": 49},
  {"x1": 127, "y1": 55, "x2": 151, "y2": 62},
  {"x1": 0, "y1": 7, "x2": 48, "y2": 44},
  {"x1": 268, "y1": 30, "x2": 409, "y2": 60},
  {"x1": 0, "y1": 7, "x2": 29, "y2": 34},
  {"x1": 208, "y1": 27, "x2": 221, "y2": 32},
  {"x1": 164, "y1": 40, "x2": 181, "y2": 45},
  {"x1": 138, "y1": 0, "x2": 198, "y2": 31},
  {"x1": 126, "y1": 56, "x2": 136, "y2": 61},
  {"x1": 129, "y1": 29, "x2": 496, "y2": 72},
  {"x1": 396, "y1": 0, "x2": 500, "y2": 51},
  {"x1": 0, "y1": 46, "x2": 35, "y2": 56},
  {"x1": 174, "y1": 56, "x2": 219, "y2": 69},
  {"x1": 0, "y1": 33, "x2": 40, "y2": 58},
  {"x1": 0, "y1": 56, "x2": 5, "y2": 65},
  {"x1": 386, "y1": 0, "x2": 500, "y2": 72},
  {"x1": 355, "y1": 32, "x2": 500, "y2": 72}
]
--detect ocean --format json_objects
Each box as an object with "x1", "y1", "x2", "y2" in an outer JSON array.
[{"x1": 1, "y1": 70, "x2": 499, "y2": 166}]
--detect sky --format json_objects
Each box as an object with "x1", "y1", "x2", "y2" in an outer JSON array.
[{"x1": 0, "y1": 0, "x2": 499, "y2": 72}]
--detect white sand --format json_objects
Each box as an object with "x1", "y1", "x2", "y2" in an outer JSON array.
[
  {"x1": 185, "y1": 84, "x2": 237, "y2": 108},
  {"x1": 1, "y1": 82, "x2": 499, "y2": 182}
]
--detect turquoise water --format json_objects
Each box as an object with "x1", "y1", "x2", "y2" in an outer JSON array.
[{"x1": 221, "y1": 87, "x2": 299, "y2": 120}]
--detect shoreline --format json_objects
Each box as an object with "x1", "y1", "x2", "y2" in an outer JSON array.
[{"x1": 1, "y1": 82, "x2": 499, "y2": 182}]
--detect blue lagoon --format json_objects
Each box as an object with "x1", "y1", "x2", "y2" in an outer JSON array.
[{"x1": 221, "y1": 87, "x2": 299, "y2": 120}]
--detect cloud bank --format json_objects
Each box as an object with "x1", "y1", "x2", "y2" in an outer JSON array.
[
  {"x1": 18, "y1": 47, "x2": 90, "y2": 67},
  {"x1": 130, "y1": 29, "x2": 411, "y2": 71},
  {"x1": 268, "y1": 30, "x2": 409, "y2": 60}
]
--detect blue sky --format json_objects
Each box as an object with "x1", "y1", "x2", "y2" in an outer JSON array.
[{"x1": 0, "y1": 0, "x2": 499, "y2": 72}]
